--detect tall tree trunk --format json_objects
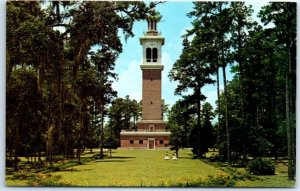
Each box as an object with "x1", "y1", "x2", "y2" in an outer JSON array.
[
  {"x1": 216, "y1": 59, "x2": 221, "y2": 156},
  {"x1": 196, "y1": 86, "x2": 201, "y2": 158},
  {"x1": 33, "y1": 146, "x2": 37, "y2": 163},
  {"x1": 57, "y1": 65, "x2": 64, "y2": 154},
  {"x1": 220, "y1": 37, "x2": 230, "y2": 164},
  {"x1": 222, "y1": 63, "x2": 230, "y2": 164},
  {"x1": 77, "y1": 146, "x2": 81, "y2": 163},
  {"x1": 46, "y1": 124, "x2": 54, "y2": 166},
  {"x1": 38, "y1": 145, "x2": 41, "y2": 162},
  {"x1": 237, "y1": 27, "x2": 246, "y2": 162},
  {"x1": 218, "y1": 2, "x2": 230, "y2": 164},
  {"x1": 13, "y1": 125, "x2": 20, "y2": 171},
  {"x1": 99, "y1": 105, "x2": 104, "y2": 158},
  {"x1": 286, "y1": 44, "x2": 294, "y2": 180},
  {"x1": 288, "y1": 48, "x2": 296, "y2": 181}
]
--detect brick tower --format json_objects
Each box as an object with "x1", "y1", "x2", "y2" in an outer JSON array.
[{"x1": 120, "y1": 11, "x2": 170, "y2": 149}]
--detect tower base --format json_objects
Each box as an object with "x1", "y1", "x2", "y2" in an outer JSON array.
[{"x1": 120, "y1": 120, "x2": 170, "y2": 149}]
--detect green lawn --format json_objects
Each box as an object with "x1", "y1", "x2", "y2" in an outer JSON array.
[
  {"x1": 6, "y1": 149, "x2": 295, "y2": 187},
  {"x1": 52, "y1": 149, "x2": 224, "y2": 186},
  {"x1": 235, "y1": 174, "x2": 295, "y2": 187}
]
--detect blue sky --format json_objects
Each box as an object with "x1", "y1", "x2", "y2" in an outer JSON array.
[{"x1": 113, "y1": 1, "x2": 272, "y2": 111}]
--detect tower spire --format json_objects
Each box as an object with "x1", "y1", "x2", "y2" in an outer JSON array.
[{"x1": 146, "y1": 8, "x2": 162, "y2": 35}]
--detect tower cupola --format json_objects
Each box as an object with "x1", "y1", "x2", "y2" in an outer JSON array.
[
  {"x1": 146, "y1": 9, "x2": 162, "y2": 35},
  {"x1": 140, "y1": 9, "x2": 164, "y2": 66}
]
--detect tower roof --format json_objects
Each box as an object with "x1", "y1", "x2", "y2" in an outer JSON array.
[
  {"x1": 147, "y1": 8, "x2": 162, "y2": 22},
  {"x1": 145, "y1": 8, "x2": 162, "y2": 36}
]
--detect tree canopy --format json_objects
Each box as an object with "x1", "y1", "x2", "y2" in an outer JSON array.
[{"x1": 6, "y1": 1, "x2": 161, "y2": 170}]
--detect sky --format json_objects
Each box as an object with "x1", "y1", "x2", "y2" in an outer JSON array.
[{"x1": 112, "y1": 1, "x2": 271, "y2": 110}]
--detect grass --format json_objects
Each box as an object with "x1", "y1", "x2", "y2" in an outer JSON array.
[
  {"x1": 51, "y1": 149, "x2": 225, "y2": 186},
  {"x1": 235, "y1": 159, "x2": 294, "y2": 187},
  {"x1": 6, "y1": 149, "x2": 296, "y2": 187},
  {"x1": 236, "y1": 175, "x2": 295, "y2": 187}
]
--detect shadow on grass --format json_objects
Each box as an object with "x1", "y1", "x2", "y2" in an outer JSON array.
[
  {"x1": 95, "y1": 160, "x2": 131, "y2": 163},
  {"x1": 109, "y1": 156, "x2": 135, "y2": 159},
  {"x1": 59, "y1": 168, "x2": 93, "y2": 172},
  {"x1": 178, "y1": 156, "x2": 194, "y2": 159}
]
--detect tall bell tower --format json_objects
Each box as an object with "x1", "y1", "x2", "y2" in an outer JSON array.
[
  {"x1": 139, "y1": 11, "x2": 165, "y2": 122},
  {"x1": 120, "y1": 10, "x2": 170, "y2": 149}
]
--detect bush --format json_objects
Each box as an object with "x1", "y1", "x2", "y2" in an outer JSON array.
[
  {"x1": 164, "y1": 173, "x2": 235, "y2": 187},
  {"x1": 246, "y1": 158, "x2": 275, "y2": 175},
  {"x1": 6, "y1": 158, "x2": 14, "y2": 167},
  {"x1": 209, "y1": 154, "x2": 220, "y2": 162},
  {"x1": 26, "y1": 173, "x2": 68, "y2": 186},
  {"x1": 223, "y1": 167, "x2": 259, "y2": 181},
  {"x1": 6, "y1": 158, "x2": 21, "y2": 167},
  {"x1": 9, "y1": 170, "x2": 36, "y2": 180},
  {"x1": 31, "y1": 161, "x2": 46, "y2": 169}
]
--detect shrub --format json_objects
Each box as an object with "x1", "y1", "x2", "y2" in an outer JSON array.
[
  {"x1": 209, "y1": 154, "x2": 220, "y2": 162},
  {"x1": 6, "y1": 158, "x2": 14, "y2": 167},
  {"x1": 6, "y1": 158, "x2": 21, "y2": 167},
  {"x1": 31, "y1": 161, "x2": 46, "y2": 169},
  {"x1": 27, "y1": 173, "x2": 68, "y2": 186},
  {"x1": 42, "y1": 165, "x2": 60, "y2": 173},
  {"x1": 246, "y1": 158, "x2": 275, "y2": 175},
  {"x1": 222, "y1": 167, "x2": 259, "y2": 181},
  {"x1": 166, "y1": 173, "x2": 235, "y2": 187},
  {"x1": 206, "y1": 174, "x2": 235, "y2": 187}
]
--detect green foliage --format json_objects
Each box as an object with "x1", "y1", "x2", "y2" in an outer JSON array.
[
  {"x1": 103, "y1": 135, "x2": 119, "y2": 149},
  {"x1": 107, "y1": 95, "x2": 140, "y2": 144},
  {"x1": 31, "y1": 161, "x2": 46, "y2": 169},
  {"x1": 6, "y1": 158, "x2": 20, "y2": 167},
  {"x1": 6, "y1": 1, "x2": 159, "y2": 169},
  {"x1": 209, "y1": 154, "x2": 221, "y2": 162},
  {"x1": 163, "y1": 173, "x2": 235, "y2": 187},
  {"x1": 168, "y1": 122, "x2": 187, "y2": 155},
  {"x1": 246, "y1": 158, "x2": 275, "y2": 175},
  {"x1": 26, "y1": 173, "x2": 67, "y2": 186},
  {"x1": 188, "y1": 124, "x2": 205, "y2": 158},
  {"x1": 222, "y1": 167, "x2": 258, "y2": 181},
  {"x1": 8, "y1": 170, "x2": 36, "y2": 180}
]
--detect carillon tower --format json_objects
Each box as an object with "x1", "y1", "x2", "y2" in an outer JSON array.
[
  {"x1": 140, "y1": 12, "x2": 164, "y2": 123},
  {"x1": 120, "y1": 10, "x2": 170, "y2": 149}
]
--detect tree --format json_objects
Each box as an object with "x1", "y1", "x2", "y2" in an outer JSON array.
[
  {"x1": 108, "y1": 96, "x2": 140, "y2": 145},
  {"x1": 161, "y1": 99, "x2": 169, "y2": 120},
  {"x1": 201, "y1": 102, "x2": 216, "y2": 153},
  {"x1": 7, "y1": 68, "x2": 42, "y2": 170},
  {"x1": 259, "y1": 2, "x2": 296, "y2": 180},
  {"x1": 229, "y1": 2, "x2": 254, "y2": 160},
  {"x1": 186, "y1": 2, "x2": 233, "y2": 163},
  {"x1": 6, "y1": 1, "x2": 63, "y2": 169},
  {"x1": 6, "y1": 1, "x2": 161, "y2": 169},
  {"x1": 168, "y1": 122, "x2": 186, "y2": 158},
  {"x1": 167, "y1": 100, "x2": 192, "y2": 157}
]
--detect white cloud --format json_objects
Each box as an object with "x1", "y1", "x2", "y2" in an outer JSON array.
[
  {"x1": 162, "y1": 52, "x2": 180, "y2": 107},
  {"x1": 112, "y1": 59, "x2": 142, "y2": 101}
]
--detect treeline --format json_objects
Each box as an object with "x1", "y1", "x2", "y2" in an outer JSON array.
[
  {"x1": 168, "y1": 2, "x2": 296, "y2": 180},
  {"x1": 6, "y1": 1, "x2": 160, "y2": 170}
]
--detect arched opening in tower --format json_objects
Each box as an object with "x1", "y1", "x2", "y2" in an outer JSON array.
[
  {"x1": 146, "y1": 48, "x2": 151, "y2": 62},
  {"x1": 153, "y1": 48, "x2": 158, "y2": 62}
]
